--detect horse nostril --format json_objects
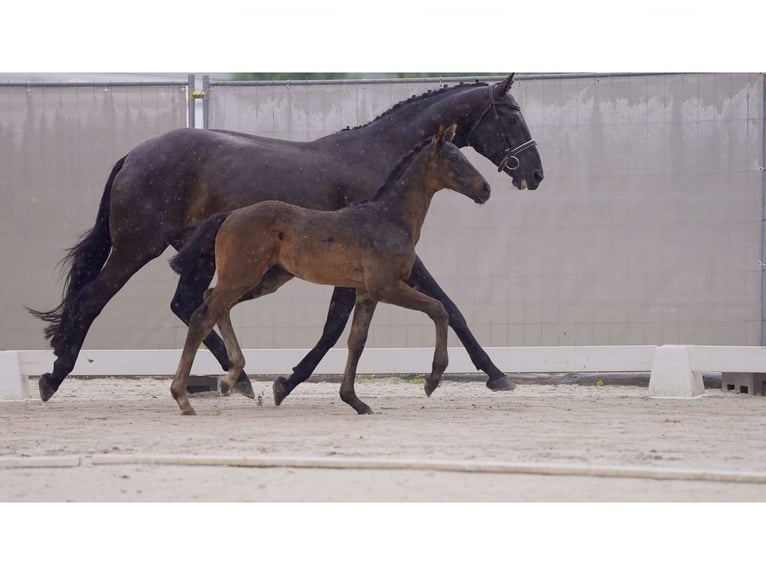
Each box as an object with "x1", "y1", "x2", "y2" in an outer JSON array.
[{"x1": 532, "y1": 169, "x2": 544, "y2": 182}]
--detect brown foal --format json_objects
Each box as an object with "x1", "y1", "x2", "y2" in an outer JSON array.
[{"x1": 169, "y1": 125, "x2": 491, "y2": 415}]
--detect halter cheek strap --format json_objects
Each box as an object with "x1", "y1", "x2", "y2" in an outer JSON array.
[{"x1": 467, "y1": 84, "x2": 537, "y2": 173}]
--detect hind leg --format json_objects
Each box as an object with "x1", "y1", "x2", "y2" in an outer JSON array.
[
  {"x1": 172, "y1": 263, "x2": 295, "y2": 399},
  {"x1": 171, "y1": 300, "x2": 217, "y2": 415},
  {"x1": 171, "y1": 244, "x2": 275, "y2": 414},
  {"x1": 39, "y1": 246, "x2": 163, "y2": 401},
  {"x1": 216, "y1": 310, "x2": 245, "y2": 395},
  {"x1": 207, "y1": 287, "x2": 246, "y2": 396},
  {"x1": 171, "y1": 265, "x2": 253, "y2": 399},
  {"x1": 171, "y1": 286, "x2": 247, "y2": 415}
]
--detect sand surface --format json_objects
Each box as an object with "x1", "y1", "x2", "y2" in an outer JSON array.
[{"x1": 2, "y1": 376, "x2": 765, "y2": 502}]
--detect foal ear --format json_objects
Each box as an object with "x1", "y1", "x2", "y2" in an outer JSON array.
[
  {"x1": 445, "y1": 123, "x2": 457, "y2": 142},
  {"x1": 494, "y1": 73, "x2": 515, "y2": 97},
  {"x1": 432, "y1": 125, "x2": 447, "y2": 149}
]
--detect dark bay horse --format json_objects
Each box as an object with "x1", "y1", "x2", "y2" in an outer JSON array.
[
  {"x1": 169, "y1": 126, "x2": 490, "y2": 415},
  {"x1": 29, "y1": 74, "x2": 543, "y2": 403}
]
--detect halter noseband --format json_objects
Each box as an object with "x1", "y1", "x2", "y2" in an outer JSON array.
[{"x1": 466, "y1": 84, "x2": 537, "y2": 174}]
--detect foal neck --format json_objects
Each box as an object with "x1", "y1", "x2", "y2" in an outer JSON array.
[{"x1": 377, "y1": 151, "x2": 441, "y2": 243}]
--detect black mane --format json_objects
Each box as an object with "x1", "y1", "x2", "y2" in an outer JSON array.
[{"x1": 342, "y1": 82, "x2": 486, "y2": 131}]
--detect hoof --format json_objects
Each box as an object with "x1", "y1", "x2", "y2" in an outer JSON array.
[
  {"x1": 218, "y1": 376, "x2": 231, "y2": 397},
  {"x1": 232, "y1": 377, "x2": 255, "y2": 399},
  {"x1": 273, "y1": 376, "x2": 291, "y2": 406},
  {"x1": 180, "y1": 407, "x2": 197, "y2": 416},
  {"x1": 424, "y1": 378, "x2": 440, "y2": 397},
  {"x1": 487, "y1": 375, "x2": 517, "y2": 392},
  {"x1": 356, "y1": 405, "x2": 374, "y2": 415},
  {"x1": 38, "y1": 373, "x2": 58, "y2": 402}
]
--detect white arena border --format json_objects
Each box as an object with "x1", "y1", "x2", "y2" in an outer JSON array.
[
  {"x1": 3, "y1": 345, "x2": 766, "y2": 401},
  {"x1": 1, "y1": 452, "x2": 766, "y2": 485}
]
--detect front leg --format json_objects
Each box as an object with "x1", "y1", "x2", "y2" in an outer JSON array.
[
  {"x1": 406, "y1": 256, "x2": 516, "y2": 392},
  {"x1": 373, "y1": 281, "x2": 449, "y2": 397},
  {"x1": 339, "y1": 293, "x2": 377, "y2": 415}
]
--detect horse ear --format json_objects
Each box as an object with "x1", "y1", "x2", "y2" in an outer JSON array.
[
  {"x1": 433, "y1": 125, "x2": 446, "y2": 146},
  {"x1": 494, "y1": 73, "x2": 515, "y2": 97},
  {"x1": 445, "y1": 123, "x2": 457, "y2": 142}
]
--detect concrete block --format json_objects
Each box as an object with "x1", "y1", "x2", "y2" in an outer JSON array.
[
  {"x1": 648, "y1": 345, "x2": 705, "y2": 398},
  {"x1": 721, "y1": 373, "x2": 766, "y2": 396},
  {"x1": 0, "y1": 351, "x2": 28, "y2": 400}
]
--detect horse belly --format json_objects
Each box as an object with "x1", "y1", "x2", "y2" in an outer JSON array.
[{"x1": 280, "y1": 242, "x2": 365, "y2": 289}]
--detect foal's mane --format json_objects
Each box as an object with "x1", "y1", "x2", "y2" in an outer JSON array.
[
  {"x1": 352, "y1": 138, "x2": 432, "y2": 206},
  {"x1": 343, "y1": 81, "x2": 486, "y2": 132}
]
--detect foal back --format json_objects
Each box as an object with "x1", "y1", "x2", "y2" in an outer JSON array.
[{"x1": 214, "y1": 200, "x2": 412, "y2": 295}]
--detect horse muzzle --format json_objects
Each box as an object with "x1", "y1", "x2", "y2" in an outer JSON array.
[
  {"x1": 512, "y1": 166, "x2": 543, "y2": 191},
  {"x1": 474, "y1": 181, "x2": 491, "y2": 204}
]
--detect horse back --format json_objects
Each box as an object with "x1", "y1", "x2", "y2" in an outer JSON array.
[{"x1": 109, "y1": 128, "x2": 379, "y2": 245}]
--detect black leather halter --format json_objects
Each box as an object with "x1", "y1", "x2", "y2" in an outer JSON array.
[{"x1": 466, "y1": 84, "x2": 537, "y2": 174}]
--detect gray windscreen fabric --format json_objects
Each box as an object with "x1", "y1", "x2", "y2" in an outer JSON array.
[
  {"x1": 206, "y1": 74, "x2": 764, "y2": 348},
  {"x1": 1, "y1": 82, "x2": 187, "y2": 350},
  {"x1": 3, "y1": 74, "x2": 762, "y2": 352}
]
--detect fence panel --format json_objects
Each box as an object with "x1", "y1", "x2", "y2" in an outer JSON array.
[
  {"x1": 206, "y1": 74, "x2": 765, "y2": 349},
  {"x1": 0, "y1": 82, "x2": 188, "y2": 350},
  {"x1": 3, "y1": 75, "x2": 762, "y2": 353}
]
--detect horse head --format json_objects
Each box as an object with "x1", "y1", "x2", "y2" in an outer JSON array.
[{"x1": 466, "y1": 74, "x2": 544, "y2": 191}]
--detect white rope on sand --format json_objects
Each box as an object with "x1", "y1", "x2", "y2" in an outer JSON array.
[
  {"x1": 0, "y1": 456, "x2": 80, "y2": 469},
  {"x1": 3, "y1": 453, "x2": 764, "y2": 484}
]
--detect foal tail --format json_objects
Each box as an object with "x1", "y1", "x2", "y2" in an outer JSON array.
[
  {"x1": 170, "y1": 212, "x2": 231, "y2": 277},
  {"x1": 27, "y1": 155, "x2": 127, "y2": 349}
]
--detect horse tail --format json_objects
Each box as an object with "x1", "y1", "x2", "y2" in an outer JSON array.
[
  {"x1": 170, "y1": 212, "x2": 231, "y2": 277},
  {"x1": 27, "y1": 155, "x2": 127, "y2": 346}
]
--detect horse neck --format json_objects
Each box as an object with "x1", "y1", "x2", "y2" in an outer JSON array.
[{"x1": 340, "y1": 85, "x2": 486, "y2": 163}]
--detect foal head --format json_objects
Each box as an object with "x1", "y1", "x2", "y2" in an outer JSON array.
[{"x1": 425, "y1": 124, "x2": 491, "y2": 204}]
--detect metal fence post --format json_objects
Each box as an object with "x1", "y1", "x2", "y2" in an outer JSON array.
[
  {"x1": 188, "y1": 75, "x2": 211, "y2": 129},
  {"x1": 202, "y1": 75, "x2": 210, "y2": 129},
  {"x1": 761, "y1": 74, "x2": 766, "y2": 345},
  {"x1": 187, "y1": 74, "x2": 196, "y2": 128}
]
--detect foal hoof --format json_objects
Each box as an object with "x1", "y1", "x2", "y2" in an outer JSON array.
[
  {"x1": 424, "y1": 378, "x2": 440, "y2": 397},
  {"x1": 273, "y1": 377, "x2": 290, "y2": 406},
  {"x1": 232, "y1": 377, "x2": 255, "y2": 400},
  {"x1": 487, "y1": 375, "x2": 517, "y2": 392},
  {"x1": 38, "y1": 373, "x2": 58, "y2": 402}
]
